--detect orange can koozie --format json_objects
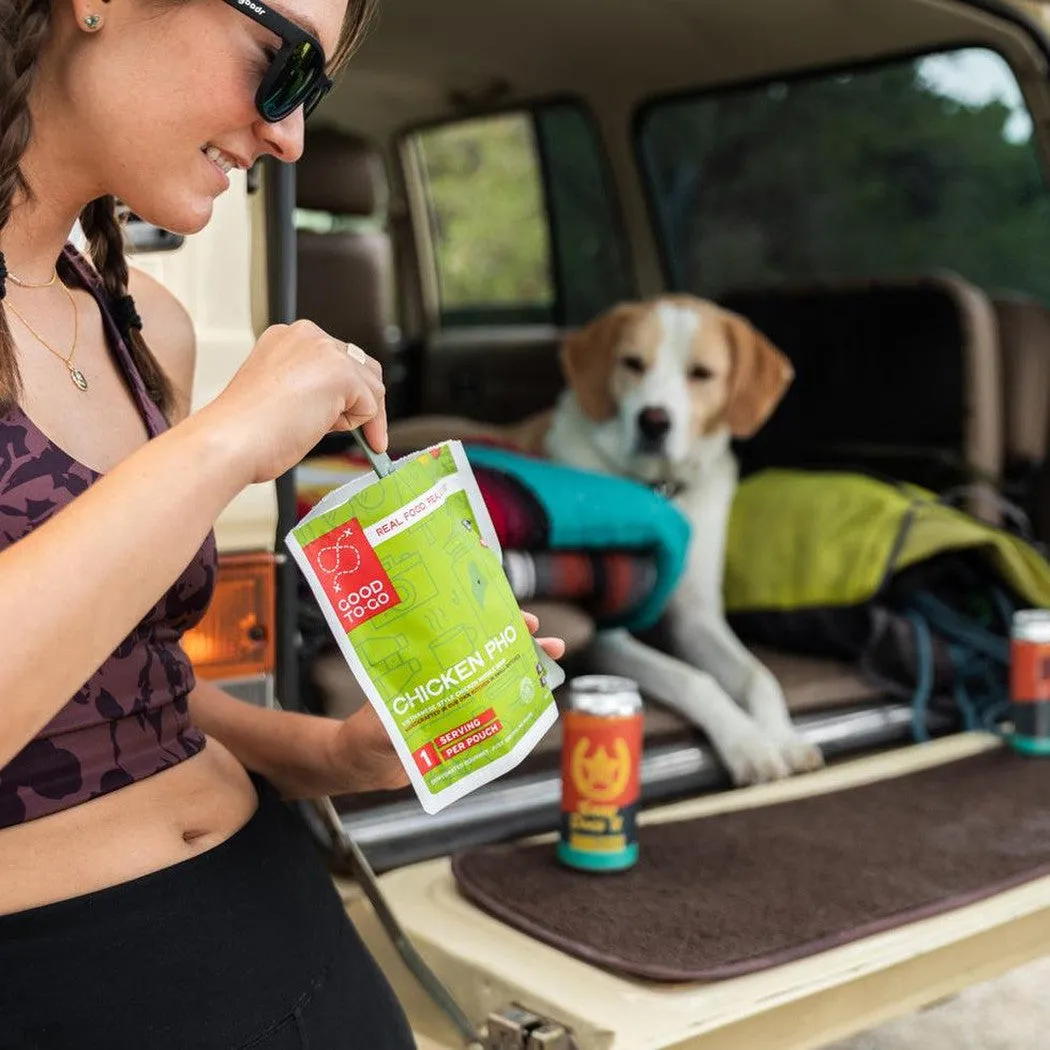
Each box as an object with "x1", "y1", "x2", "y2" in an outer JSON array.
[
  {"x1": 558, "y1": 676, "x2": 644, "y2": 873},
  {"x1": 1009, "y1": 610, "x2": 1050, "y2": 757}
]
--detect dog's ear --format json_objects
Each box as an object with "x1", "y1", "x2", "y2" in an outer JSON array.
[
  {"x1": 561, "y1": 304, "x2": 641, "y2": 421},
  {"x1": 720, "y1": 311, "x2": 794, "y2": 438}
]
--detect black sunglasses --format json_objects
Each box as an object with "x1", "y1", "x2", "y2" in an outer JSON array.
[{"x1": 221, "y1": 0, "x2": 333, "y2": 122}]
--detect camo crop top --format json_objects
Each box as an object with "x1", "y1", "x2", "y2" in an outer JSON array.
[{"x1": 0, "y1": 246, "x2": 217, "y2": 828}]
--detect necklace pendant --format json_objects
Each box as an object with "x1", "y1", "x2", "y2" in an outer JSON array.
[{"x1": 69, "y1": 366, "x2": 88, "y2": 391}]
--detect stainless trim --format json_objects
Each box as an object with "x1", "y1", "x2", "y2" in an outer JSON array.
[
  {"x1": 210, "y1": 674, "x2": 275, "y2": 709},
  {"x1": 323, "y1": 701, "x2": 945, "y2": 872}
]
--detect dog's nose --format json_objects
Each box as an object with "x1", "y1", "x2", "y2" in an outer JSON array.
[{"x1": 637, "y1": 406, "x2": 672, "y2": 443}]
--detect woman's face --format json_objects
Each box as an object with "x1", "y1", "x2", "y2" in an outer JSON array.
[{"x1": 42, "y1": 0, "x2": 348, "y2": 234}]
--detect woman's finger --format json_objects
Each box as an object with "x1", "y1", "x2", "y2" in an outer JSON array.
[
  {"x1": 538, "y1": 636, "x2": 566, "y2": 660},
  {"x1": 341, "y1": 385, "x2": 380, "y2": 431},
  {"x1": 361, "y1": 385, "x2": 389, "y2": 453},
  {"x1": 523, "y1": 613, "x2": 564, "y2": 659},
  {"x1": 346, "y1": 364, "x2": 385, "y2": 409}
]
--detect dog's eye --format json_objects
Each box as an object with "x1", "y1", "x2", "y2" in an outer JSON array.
[
  {"x1": 689, "y1": 364, "x2": 714, "y2": 381},
  {"x1": 621, "y1": 356, "x2": 646, "y2": 374}
]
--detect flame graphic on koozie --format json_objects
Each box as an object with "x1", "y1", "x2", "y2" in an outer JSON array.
[
  {"x1": 313, "y1": 526, "x2": 362, "y2": 594},
  {"x1": 570, "y1": 737, "x2": 632, "y2": 803}
]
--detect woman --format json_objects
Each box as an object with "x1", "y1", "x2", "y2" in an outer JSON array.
[{"x1": 0, "y1": 1, "x2": 564, "y2": 1046}]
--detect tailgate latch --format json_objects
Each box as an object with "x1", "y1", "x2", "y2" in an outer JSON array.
[{"x1": 484, "y1": 1005, "x2": 574, "y2": 1049}]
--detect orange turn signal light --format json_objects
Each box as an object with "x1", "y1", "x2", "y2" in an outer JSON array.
[{"x1": 183, "y1": 552, "x2": 276, "y2": 680}]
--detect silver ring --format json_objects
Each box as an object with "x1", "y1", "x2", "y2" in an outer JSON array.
[{"x1": 346, "y1": 342, "x2": 368, "y2": 366}]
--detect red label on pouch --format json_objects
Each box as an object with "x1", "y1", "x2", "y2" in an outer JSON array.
[
  {"x1": 561, "y1": 712, "x2": 643, "y2": 812},
  {"x1": 300, "y1": 518, "x2": 400, "y2": 632},
  {"x1": 1012, "y1": 640, "x2": 1050, "y2": 703},
  {"x1": 434, "y1": 708, "x2": 498, "y2": 750},
  {"x1": 439, "y1": 719, "x2": 503, "y2": 762}
]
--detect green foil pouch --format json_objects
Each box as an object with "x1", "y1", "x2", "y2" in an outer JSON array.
[{"x1": 287, "y1": 441, "x2": 563, "y2": 813}]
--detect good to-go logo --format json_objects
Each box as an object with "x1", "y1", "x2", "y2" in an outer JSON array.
[
  {"x1": 312, "y1": 526, "x2": 362, "y2": 595},
  {"x1": 302, "y1": 518, "x2": 400, "y2": 631}
]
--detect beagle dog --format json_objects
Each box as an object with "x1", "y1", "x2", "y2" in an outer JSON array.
[
  {"x1": 545, "y1": 295, "x2": 824, "y2": 784},
  {"x1": 319, "y1": 294, "x2": 822, "y2": 784}
]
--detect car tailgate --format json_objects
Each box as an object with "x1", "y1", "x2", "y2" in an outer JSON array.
[{"x1": 334, "y1": 734, "x2": 1050, "y2": 1050}]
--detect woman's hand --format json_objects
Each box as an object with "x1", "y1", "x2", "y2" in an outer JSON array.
[
  {"x1": 326, "y1": 612, "x2": 566, "y2": 795},
  {"x1": 202, "y1": 321, "x2": 387, "y2": 486},
  {"x1": 327, "y1": 702, "x2": 409, "y2": 793}
]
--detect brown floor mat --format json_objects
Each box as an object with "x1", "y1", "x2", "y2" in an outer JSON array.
[{"x1": 451, "y1": 748, "x2": 1050, "y2": 982}]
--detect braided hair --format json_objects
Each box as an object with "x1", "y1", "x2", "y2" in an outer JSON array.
[
  {"x1": 79, "y1": 196, "x2": 173, "y2": 413},
  {"x1": 0, "y1": 0, "x2": 52, "y2": 411}
]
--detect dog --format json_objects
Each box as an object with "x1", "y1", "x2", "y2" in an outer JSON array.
[
  {"x1": 539, "y1": 294, "x2": 824, "y2": 784},
  {"x1": 310, "y1": 293, "x2": 822, "y2": 785}
]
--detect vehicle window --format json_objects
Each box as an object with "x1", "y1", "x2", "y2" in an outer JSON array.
[
  {"x1": 637, "y1": 47, "x2": 1049, "y2": 300},
  {"x1": 414, "y1": 102, "x2": 634, "y2": 327}
]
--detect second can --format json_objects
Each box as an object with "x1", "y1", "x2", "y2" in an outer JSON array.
[
  {"x1": 558, "y1": 675, "x2": 644, "y2": 872},
  {"x1": 1009, "y1": 609, "x2": 1050, "y2": 756}
]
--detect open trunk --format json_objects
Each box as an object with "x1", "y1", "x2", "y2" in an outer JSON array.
[{"x1": 250, "y1": 0, "x2": 1050, "y2": 1043}]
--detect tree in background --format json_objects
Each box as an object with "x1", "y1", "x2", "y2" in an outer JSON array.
[
  {"x1": 420, "y1": 114, "x2": 553, "y2": 312},
  {"x1": 419, "y1": 105, "x2": 635, "y2": 324},
  {"x1": 640, "y1": 48, "x2": 1050, "y2": 301}
]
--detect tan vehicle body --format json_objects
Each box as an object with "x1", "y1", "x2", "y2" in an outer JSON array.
[{"x1": 138, "y1": 0, "x2": 1050, "y2": 1044}]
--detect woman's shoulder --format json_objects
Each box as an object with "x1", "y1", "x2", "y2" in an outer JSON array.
[{"x1": 127, "y1": 267, "x2": 197, "y2": 423}]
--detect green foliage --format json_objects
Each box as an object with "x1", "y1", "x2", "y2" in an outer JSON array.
[
  {"x1": 420, "y1": 114, "x2": 553, "y2": 310},
  {"x1": 640, "y1": 51, "x2": 1050, "y2": 301}
]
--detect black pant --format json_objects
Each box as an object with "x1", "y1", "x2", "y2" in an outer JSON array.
[{"x1": 0, "y1": 776, "x2": 416, "y2": 1049}]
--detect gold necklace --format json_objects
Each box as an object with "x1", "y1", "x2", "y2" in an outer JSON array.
[
  {"x1": 7, "y1": 267, "x2": 58, "y2": 289},
  {"x1": 4, "y1": 280, "x2": 88, "y2": 391}
]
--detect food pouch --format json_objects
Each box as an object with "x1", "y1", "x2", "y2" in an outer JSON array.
[{"x1": 286, "y1": 441, "x2": 563, "y2": 814}]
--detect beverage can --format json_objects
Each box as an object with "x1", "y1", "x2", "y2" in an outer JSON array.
[
  {"x1": 557, "y1": 675, "x2": 644, "y2": 872},
  {"x1": 1009, "y1": 610, "x2": 1050, "y2": 757}
]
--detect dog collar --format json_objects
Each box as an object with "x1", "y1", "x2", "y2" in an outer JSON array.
[{"x1": 650, "y1": 478, "x2": 686, "y2": 499}]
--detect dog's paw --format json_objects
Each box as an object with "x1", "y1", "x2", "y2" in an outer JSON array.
[
  {"x1": 718, "y1": 726, "x2": 793, "y2": 786},
  {"x1": 771, "y1": 731, "x2": 825, "y2": 775},
  {"x1": 743, "y1": 668, "x2": 824, "y2": 776}
]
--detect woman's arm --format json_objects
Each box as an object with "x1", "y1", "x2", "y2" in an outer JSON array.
[
  {"x1": 0, "y1": 271, "x2": 234, "y2": 771},
  {"x1": 188, "y1": 679, "x2": 407, "y2": 799},
  {"x1": 137, "y1": 270, "x2": 407, "y2": 800},
  {"x1": 188, "y1": 615, "x2": 566, "y2": 800},
  {"x1": 0, "y1": 274, "x2": 385, "y2": 772},
  {"x1": 138, "y1": 272, "x2": 366, "y2": 801}
]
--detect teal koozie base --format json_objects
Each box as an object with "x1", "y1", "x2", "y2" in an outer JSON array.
[
  {"x1": 557, "y1": 841, "x2": 639, "y2": 872},
  {"x1": 1008, "y1": 733, "x2": 1050, "y2": 757}
]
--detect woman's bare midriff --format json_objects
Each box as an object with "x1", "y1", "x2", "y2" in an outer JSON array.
[{"x1": 0, "y1": 739, "x2": 259, "y2": 916}]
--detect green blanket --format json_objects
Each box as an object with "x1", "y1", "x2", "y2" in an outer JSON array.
[{"x1": 724, "y1": 469, "x2": 1050, "y2": 614}]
